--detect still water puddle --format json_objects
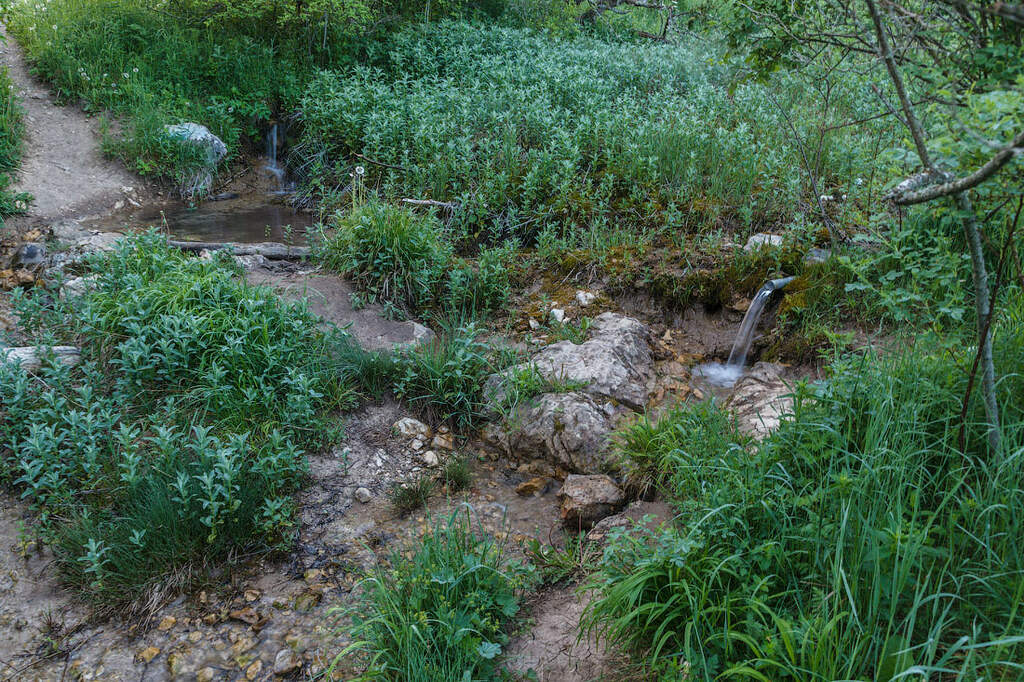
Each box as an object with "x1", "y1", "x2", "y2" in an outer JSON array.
[{"x1": 86, "y1": 197, "x2": 315, "y2": 245}]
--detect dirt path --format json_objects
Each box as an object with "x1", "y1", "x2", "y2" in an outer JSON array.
[{"x1": 1, "y1": 27, "x2": 143, "y2": 226}]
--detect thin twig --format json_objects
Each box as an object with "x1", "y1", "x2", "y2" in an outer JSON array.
[{"x1": 354, "y1": 153, "x2": 407, "y2": 172}]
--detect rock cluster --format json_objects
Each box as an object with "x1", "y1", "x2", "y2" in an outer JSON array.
[
  {"x1": 484, "y1": 313, "x2": 656, "y2": 478},
  {"x1": 483, "y1": 312, "x2": 659, "y2": 527}
]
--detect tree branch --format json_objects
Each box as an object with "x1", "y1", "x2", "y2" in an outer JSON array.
[{"x1": 888, "y1": 129, "x2": 1024, "y2": 205}]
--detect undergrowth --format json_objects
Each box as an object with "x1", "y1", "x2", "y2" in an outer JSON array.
[{"x1": 0, "y1": 233, "x2": 360, "y2": 602}]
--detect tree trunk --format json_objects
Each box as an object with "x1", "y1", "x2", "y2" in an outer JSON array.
[
  {"x1": 865, "y1": 0, "x2": 1002, "y2": 452},
  {"x1": 957, "y1": 191, "x2": 1001, "y2": 452}
]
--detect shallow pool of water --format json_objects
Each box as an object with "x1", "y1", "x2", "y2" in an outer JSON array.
[{"x1": 88, "y1": 197, "x2": 315, "y2": 245}]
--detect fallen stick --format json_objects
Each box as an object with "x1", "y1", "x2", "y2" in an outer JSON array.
[
  {"x1": 400, "y1": 198, "x2": 457, "y2": 210},
  {"x1": 168, "y1": 240, "x2": 311, "y2": 259}
]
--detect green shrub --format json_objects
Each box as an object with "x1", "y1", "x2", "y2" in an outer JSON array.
[
  {"x1": 0, "y1": 233, "x2": 358, "y2": 601},
  {"x1": 586, "y1": 312, "x2": 1024, "y2": 679},
  {"x1": 300, "y1": 21, "x2": 885, "y2": 241},
  {"x1": 336, "y1": 510, "x2": 535, "y2": 681},
  {"x1": 394, "y1": 327, "x2": 497, "y2": 429},
  {"x1": 317, "y1": 201, "x2": 452, "y2": 311}
]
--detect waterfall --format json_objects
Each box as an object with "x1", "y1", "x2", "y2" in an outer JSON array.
[
  {"x1": 695, "y1": 276, "x2": 795, "y2": 387},
  {"x1": 262, "y1": 123, "x2": 286, "y2": 191}
]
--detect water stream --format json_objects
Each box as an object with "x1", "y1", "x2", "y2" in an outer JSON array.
[
  {"x1": 262, "y1": 123, "x2": 291, "y2": 193},
  {"x1": 695, "y1": 276, "x2": 794, "y2": 388}
]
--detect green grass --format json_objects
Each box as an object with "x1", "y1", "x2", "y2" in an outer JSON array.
[
  {"x1": 6, "y1": 0, "x2": 317, "y2": 191},
  {"x1": 393, "y1": 326, "x2": 502, "y2": 429},
  {"x1": 584, "y1": 298, "x2": 1024, "y2": 679},
  {"x1": 388, "y1": 476, "x2": 435, "y2": 514},
  {"x1": 315, "y1": 199, "x2": 514, "y2": 319},
  {"x1": 0, "y1": 233, "x2": 362, "y2": 602},
  {"x1": 334, "y1": 510, "x2": 536, "y2": 681},
  {"x1": 0, "y1": 64, "x2": 32, "y2": 222}
]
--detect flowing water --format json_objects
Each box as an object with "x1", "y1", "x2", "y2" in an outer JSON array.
[
  {"x1": 262, "y1": 123, "x2": 290, "y2": 193},
  {"x1": 695, "y1": 277, "x2": 794, "y2": 388}
]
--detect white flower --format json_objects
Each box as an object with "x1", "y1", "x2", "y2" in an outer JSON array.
[
  {"x1": 123, "y1": 73, "x2": 129, "y2": 79},
  {"x1": 355, "y1": 166, "x2": 365, "y2": 176},
  {"x1": 133, "y1": 67, "x2": 139, "y2": 73}
]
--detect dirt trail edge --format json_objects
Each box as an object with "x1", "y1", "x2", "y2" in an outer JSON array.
[{"x1": 1, "y1": 26, "x2": 143, "y2": 226}]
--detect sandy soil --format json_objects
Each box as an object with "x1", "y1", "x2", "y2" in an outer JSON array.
[{"x1": 1, "y1": 26, "x2": 147, "y2": 228}]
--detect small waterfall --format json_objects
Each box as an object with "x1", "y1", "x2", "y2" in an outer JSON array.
[
  {"x1": 695, "y1": 276, "x2": 795, "y2": 388},
  {"x1": 262, "y1": 123, "x2": 287, "y2": 192}
]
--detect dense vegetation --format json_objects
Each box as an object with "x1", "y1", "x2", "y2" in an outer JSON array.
[
  {"x1": 1, "y1": 0, "x2": 1022, "y2": 679},
  {"x1": 592, "y1": 322, "x2": 1024, "y2": 679},
  {"x1": 0, "y1": 234, "x2": 359, "y2": 600}
]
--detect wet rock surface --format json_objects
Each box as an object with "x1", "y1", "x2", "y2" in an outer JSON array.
[
  {"x1": 558, "y1": 474, "x2": 625, "y2": 529},
  {"x1": 726, "y1": 361, "x2": 794, "y2": 436},
  {"x1": 483, "y1": 392, "x2": 614, "y2": 474}
]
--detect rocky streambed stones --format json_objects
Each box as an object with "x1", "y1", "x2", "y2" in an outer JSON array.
[
  {"x1": 557, "y1": 475, "x2": 625, "y2": 529},
  {"x1": 484, "y1": 313, "x2": 656, "y2": 476}
]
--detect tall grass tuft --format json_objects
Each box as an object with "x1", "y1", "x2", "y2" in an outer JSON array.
[
  {"x1": 335, "y1": 509, "x2": 536, "y2": 681},
  {"x1": 585, "y1": 299, "x2": 1024, "y2": 680}
]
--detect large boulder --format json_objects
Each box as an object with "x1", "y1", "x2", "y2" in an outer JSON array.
[
  {"x1": 558, "y1": 474, "x2": 625, "y2": 529},
  {"x1": 164, "y1": 123, "x2": 228, "y2": 196},
  {"x1": 494, "y1": 313, "x2": 655, "y2": 411},
  {"x1": 482, "y1": 392, "x2": 613, "y2": 474}
]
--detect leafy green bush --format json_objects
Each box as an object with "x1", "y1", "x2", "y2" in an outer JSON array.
[
  {"x1": 337, "y1": 510, "x2": 535, "y2": 681},
  {"x1": 587, "y1": 311, "x2": 1024, "y2": 679},
  {"x1": 317, "y1": 201, "x2": 452, "y2": 310},
  {"x1": 0, "y1": 233, "x2": 357, "y2": 601},
  {"x1": 299, "y1": 21, "x2": 883, "y2": 241}
]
